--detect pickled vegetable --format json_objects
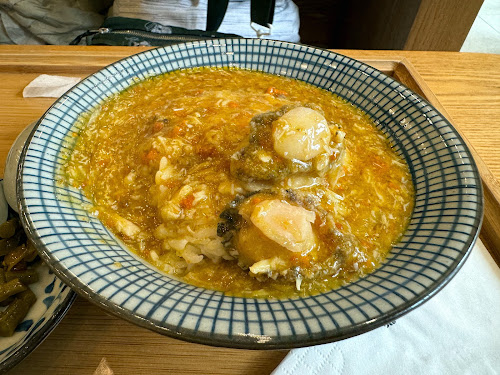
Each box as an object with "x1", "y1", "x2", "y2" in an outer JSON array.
[
  {"x1": 0, "y1": 289, "x2": 36, "y2": 337},
  {"x1": 0, "y1": 279, "x2": 27, "y2": 303},
  {"x1": 4, "y1": 269, "x2": 39, "y2": 285},
  {"x1": 0, "y1": 218, "x2": 18, "y2": 239},
  {"x1": 0, "y1": 210, "x2": 40, "y2": 336}
]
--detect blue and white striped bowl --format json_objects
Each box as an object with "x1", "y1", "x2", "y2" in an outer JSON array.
[{"x1": 17, "y1": 39, "x2": 482, "y2": 349}]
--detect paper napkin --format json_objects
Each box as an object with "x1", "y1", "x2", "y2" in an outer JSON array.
[
  {"x1": 272, "y1": 239, "x2": 500, "y2": 375},
  {"x1": 22, "y1": 74, "x2": 80, "y2": 98},
  {"x1": 94, "y1": 357, "x2": 114, "y2": 375}
]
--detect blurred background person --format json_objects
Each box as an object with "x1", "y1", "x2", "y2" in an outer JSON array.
[{"x1": 0, "y1": 0, "x2": 299, "y2": 45}]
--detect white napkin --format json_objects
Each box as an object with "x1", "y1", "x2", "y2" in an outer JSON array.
[
  {"x1": 93, "y1": 357, "x2": 114, "y2": 375},
  {"x1": 272, "y1": 239, "x2": 500, "y2": 375},
  {"x1": 22, "y1": 74, "x2": 80, "y2": 98}
]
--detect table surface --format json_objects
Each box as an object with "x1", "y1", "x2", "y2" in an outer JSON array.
[{"x1": 1, "y1": 45, "x2": 499, "y2": 374}]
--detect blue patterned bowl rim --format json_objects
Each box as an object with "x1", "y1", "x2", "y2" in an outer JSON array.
[{"x1": 17, "y1": 39, "x2": 483, "y2": 349}]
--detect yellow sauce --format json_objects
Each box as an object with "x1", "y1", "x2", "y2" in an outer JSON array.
[{"x1": 64, "y1": 67, "x2": 414, "y2": 298}]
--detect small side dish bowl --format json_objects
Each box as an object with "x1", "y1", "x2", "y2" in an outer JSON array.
[
  {"x1": 0, "y1": 179, "x2": 75, "y2": 373},
  {"x1": 0, "y1": 262, "x2": 75, "y2": 373},
  {"x1": 2, "y1": 125, "x2": 76, "y2": 372},
  {"x1": 17, "y1": 39, "x2": 482, "y2": 349}
]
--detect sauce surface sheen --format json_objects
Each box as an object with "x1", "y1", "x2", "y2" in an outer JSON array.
[{"x1": 64, "y1": 67, "x2": 415, "y2": 298}]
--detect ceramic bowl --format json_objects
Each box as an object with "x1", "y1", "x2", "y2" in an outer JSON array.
[
  {"x1": 1, "y1": 182, "x2": 75, "y2": 372},
  {"x1": 0, "y1": 260, "x2": 75, "y2": 373},
  {"x1": 17, "y1": 39, "x2": 482, "y2": 349}
]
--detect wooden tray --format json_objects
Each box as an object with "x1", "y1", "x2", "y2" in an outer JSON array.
[
  {"x1": 379, "y1": 58, "x2": 500, "y2": 266},
  {"x1": 1, "y1": 47, "x2": 500, "y2": 375}
]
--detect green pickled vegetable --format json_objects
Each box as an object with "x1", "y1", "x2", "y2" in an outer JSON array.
[
  {"x1": 0, "y1": 212, "x2": 40, "y2": 336},
  {"x1": 0, "y1": 297, "x2": 14, "y2": 307},
  {"x1": 0, "y1": 289, "x2": 36, "y2": 337},
  {"x1": 0, "y1": 218, "x2": 19, "y2": 239},
  {"x1": 24, "y1": 241, "x2": 39, "y2": 262},
  {"x1": 0, "y1": 279, "x2": 27, "y2": 302},
  {"x1": 5, "y1": 269, "x2": 39, "y2": 285},
  {"x1": 3, "y1": 245, "x2": 29, "y2": 271},
  {"x1": 0, "y1": 234, "x2": 22, "y2": 256}
]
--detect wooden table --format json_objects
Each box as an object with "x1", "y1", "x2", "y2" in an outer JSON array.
[{"x1": 1, "y1": 46, "x2": 499, "y2": 374}]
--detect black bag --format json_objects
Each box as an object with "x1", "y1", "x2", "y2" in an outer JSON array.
[
  {"x1": 70, "y1": 0, "x2": 276, "y2": 46},
  {"x1": 70, "y1": 16, "x2": 241, "y2": 46}
]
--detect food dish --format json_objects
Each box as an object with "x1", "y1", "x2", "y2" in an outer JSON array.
[
  {"x1": 18, "y1": 39, "x2": 482, "y2": 348},
  {"x1": 1, "y1": 216, "x2": 39, "y2": 337},
  {"x1": 63, "y1": 67, "x2": 414, "y2": 298},
  {"x1": 0, "y1": 261, "x2": 75, "y2": 373},
  {"x1": 0, "y1": 182, "x2": 76, "y2": 373},
  {"x1": 1, "y1": 124, "x2": 76, "y2": 372}
]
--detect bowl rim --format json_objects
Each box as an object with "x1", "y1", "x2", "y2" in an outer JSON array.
[{"x1": 17, "y1": 38, "x2": 483, "y2": 349}]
